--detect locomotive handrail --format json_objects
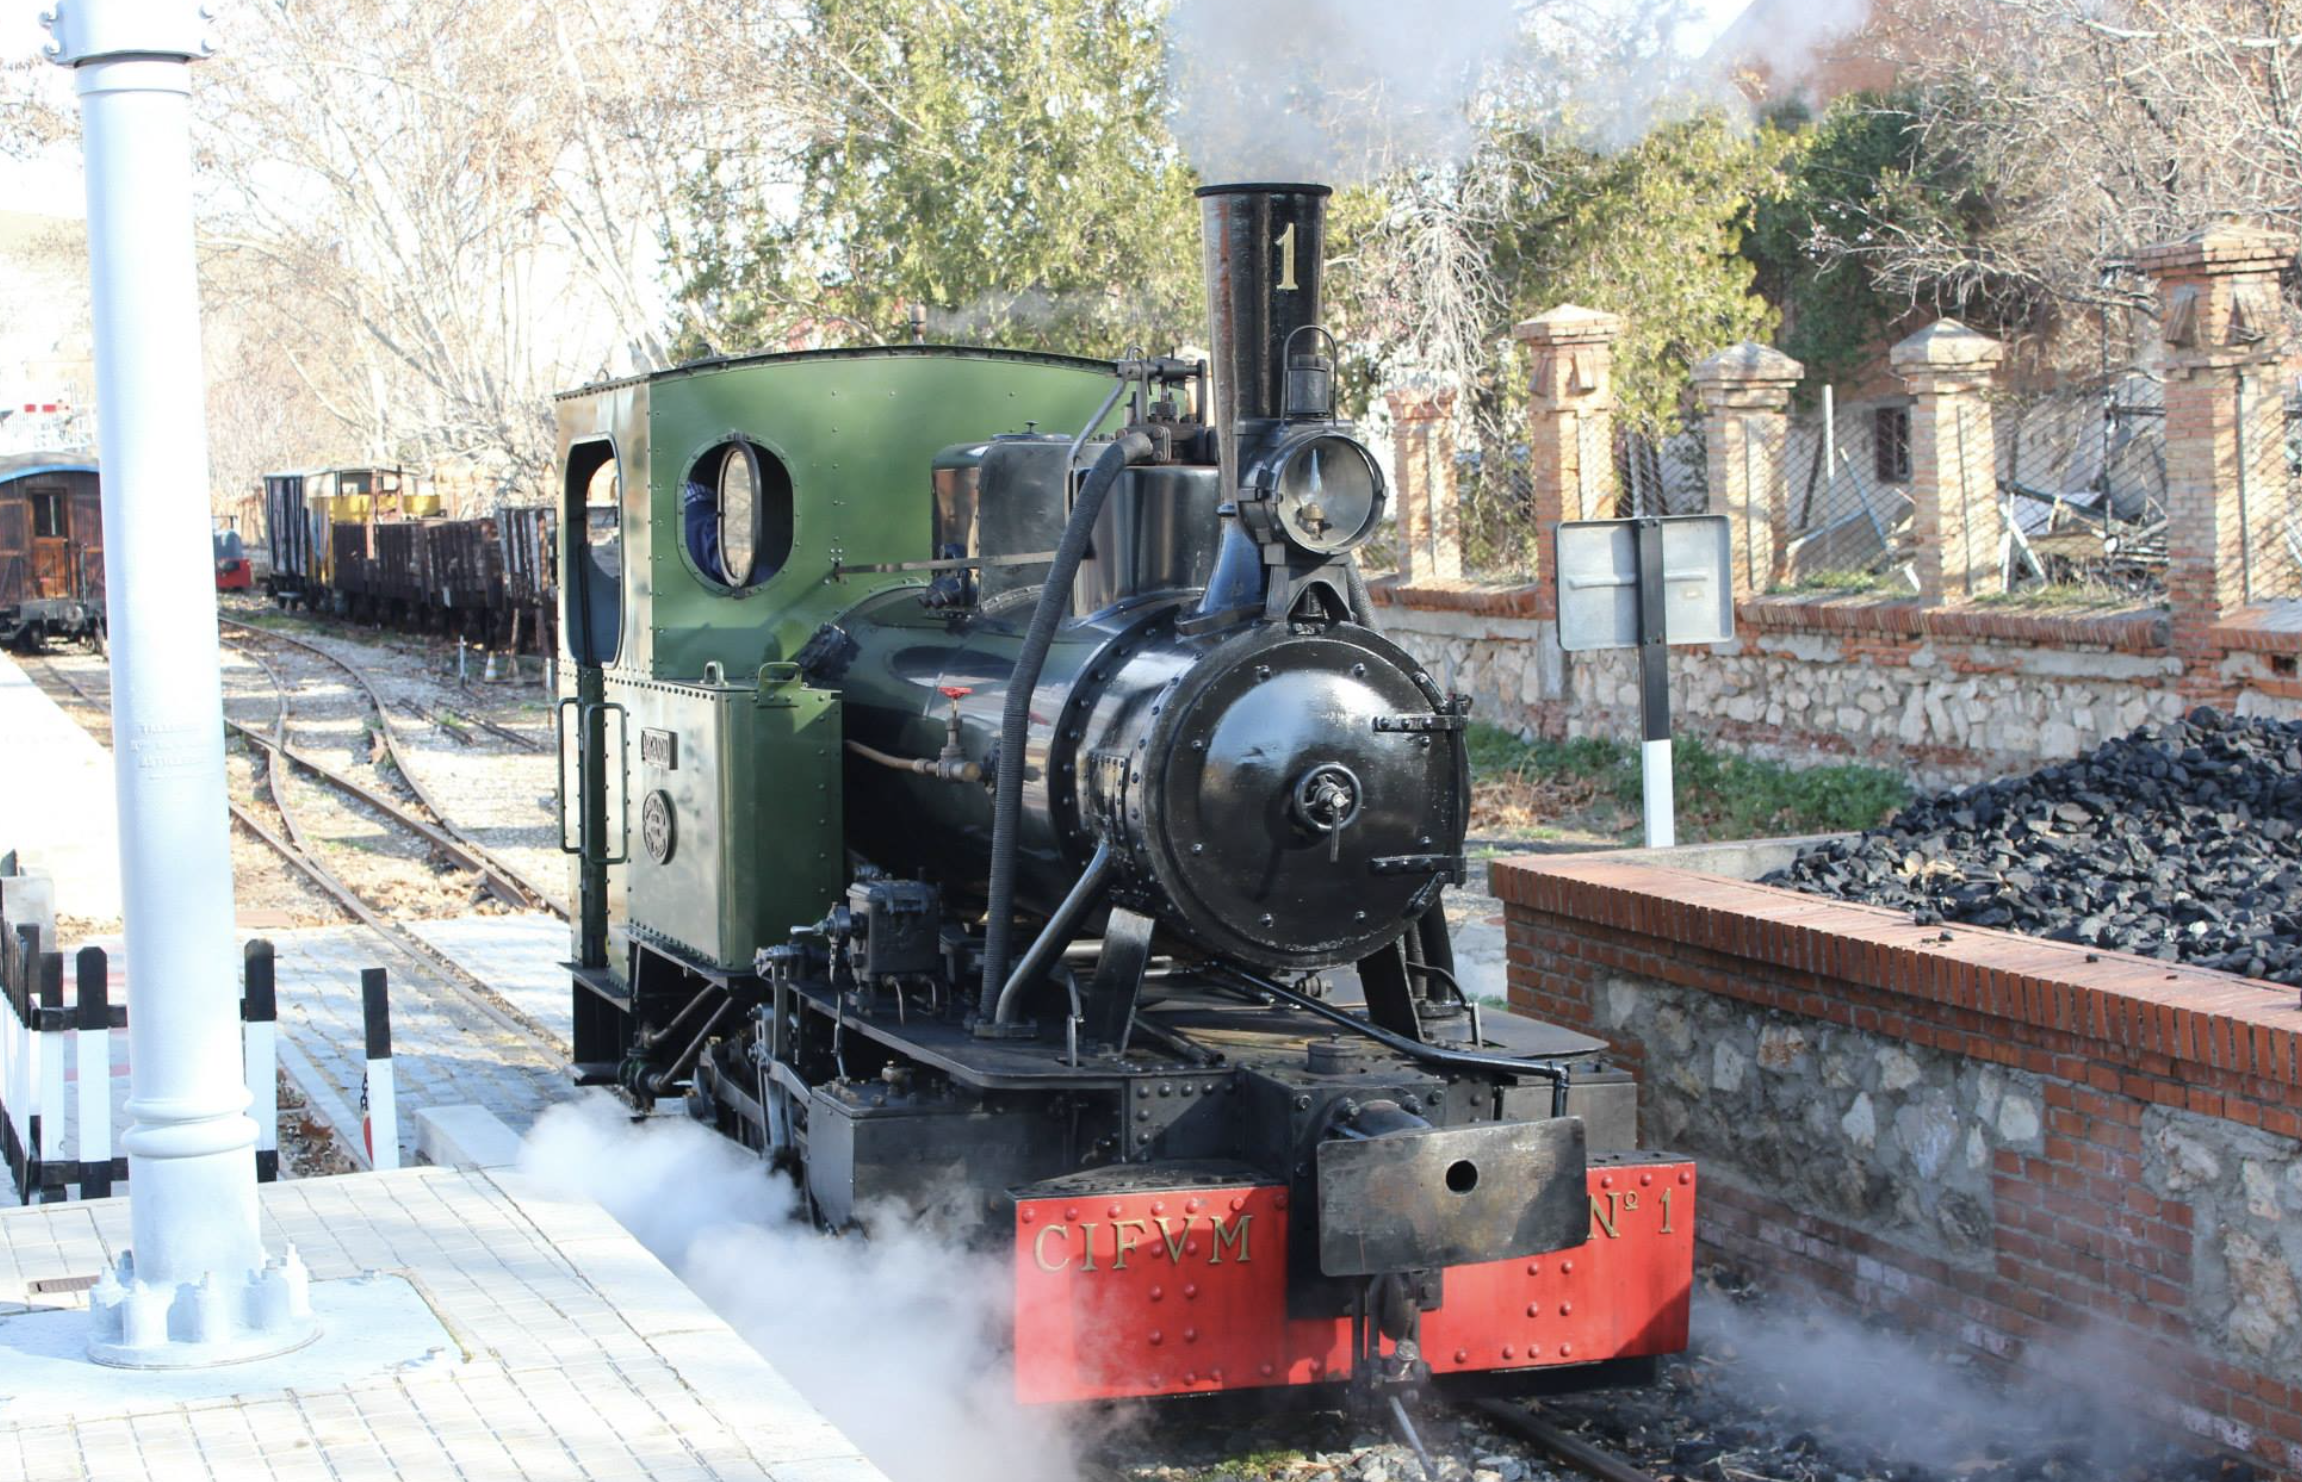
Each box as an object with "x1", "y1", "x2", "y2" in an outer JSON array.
[
  {"x1": 585, "y1": 700, "x2": 631, "y2": 867},
  {"x1": 553, "y1": 696, "x2": 580, "y2": 856},
  {"x1": 1208, "y1": 962, "x2": 1574, "y2": 1116}
]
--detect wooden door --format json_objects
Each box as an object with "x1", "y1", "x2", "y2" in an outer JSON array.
[
  {"x1": 0, "y1": 499, "x2": 26, "y2": 607},
  {"x1": 26, "y1": 486, "x2": 70, "y2": 599},
  {"x1": 69, "y1": 478, "x2": 103, "y2": 602}
]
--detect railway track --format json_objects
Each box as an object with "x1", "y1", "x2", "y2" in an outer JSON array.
[
  {"x1": 1467, "y1": 1400, "x2": 1658, "y2": 1482},
  {"x1": 31, "y1": 647, "x2": 570, "y2": 1063},
  {"x1": 217, "y1": 616, "x2": 569, "y2": 919}
]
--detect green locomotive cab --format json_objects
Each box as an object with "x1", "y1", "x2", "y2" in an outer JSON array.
[{"x1": 553, "y1": 347, "x2": 1130, "y2": 1069}]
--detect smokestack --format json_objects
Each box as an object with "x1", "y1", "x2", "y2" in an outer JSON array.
[{"x1": 1196, "y1": 183, "x2": 1330, "y2": 495}]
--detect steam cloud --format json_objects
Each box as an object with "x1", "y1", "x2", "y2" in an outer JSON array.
[
  {"x1": 518, "y1": 1099, "x2": 1106, "y2": 1482},
  {"x1": 1696, "y1": 1288, "x2": 2159, "y2": 1470},
  {"x1": 1163, "y1": 0, "x2": 1877, "y2": 181},
  {"x1": 1164, "y1": 0, "x2": 1522, "y2": 184}
]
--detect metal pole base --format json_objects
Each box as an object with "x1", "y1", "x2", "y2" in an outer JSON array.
[{"x1": 85, "y1": 1244, "x2": 319, "y2": 1369}]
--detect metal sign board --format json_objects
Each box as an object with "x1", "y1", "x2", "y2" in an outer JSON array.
[{"x1": 1555, "y1": 514, "x2": 1733, "y2": 653}]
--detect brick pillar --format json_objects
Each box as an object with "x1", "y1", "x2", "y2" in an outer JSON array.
[
  {"x1": 1514, "y1": 304, "x2": 1622, "y2": 621},
  {"x1": 1384, "y1": 384, "x2": 1462, "y2": 583},
  {"x1": 2136, "y1": 225, "x2": 2297, "y2": 664},
  {"x1": 1692, "y1": 342, "x2": 1804, "y2": 599},
  {"x1": 1890, "y1": 320, "x2": 2006, "y2": 602}
]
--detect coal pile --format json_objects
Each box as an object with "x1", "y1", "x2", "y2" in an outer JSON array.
[{"x1": 1765, "y1": 707, "x2": 2302, "y2": 986}]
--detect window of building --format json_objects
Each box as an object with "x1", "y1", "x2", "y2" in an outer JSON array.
[
  {"x1": 1874, "y1": 406, "x2": 1912, "y2": 484},
  {"x1": 29, "y1": 491, "x2": 64, "y2": 539}
]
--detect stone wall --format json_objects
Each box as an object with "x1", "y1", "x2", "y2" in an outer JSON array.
[
  {"x1": 1496, "y1": 853, "x2": 2302, "y2": 1477},
  {"x1": 1374, "y1": 586, "x2": 2302, "y2": 786}
]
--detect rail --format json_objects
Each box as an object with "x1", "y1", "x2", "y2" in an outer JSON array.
[
  {"x1": 217, "y1": 617, "x2": 570, "y2": 919},
  {"x1": 30, "y1": 652, "x2": 568, "y2": 1065}
]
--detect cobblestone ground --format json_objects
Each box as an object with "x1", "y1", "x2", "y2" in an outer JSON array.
[
  {"x1": 0, "y1": 1165, "x2": 883, "y2": 1482},
  {"x1": 263, "y1": 922, "x2": 576, "y2": 1167}
]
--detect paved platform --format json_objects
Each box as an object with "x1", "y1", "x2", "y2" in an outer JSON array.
[
  {"x1": 0, "y1": 653, "x2": 120, "y2": 919},
  {"x1": 262, "y1": 921, "x2": 576, "y2": 1167},
  {"x1": 0, "y1": 1162, "x2": 887, "y2": 1482}
]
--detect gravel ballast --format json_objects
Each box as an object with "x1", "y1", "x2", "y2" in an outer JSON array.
[{"x1": 1764, "y1": 708, "x2": 2302, "y2": 986}]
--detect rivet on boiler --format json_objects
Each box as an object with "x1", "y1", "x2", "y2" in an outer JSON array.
[
  {"x1": 1640, "y1": 1172, "x2": 1653, "y2": 1186},
  {"x1": 1066, "y1": 1207, "x2": 1079, "y2": 1221},
  {"x1": 1501, "y1": 1345, "x2": 1514, "y2": 1360},
  {"x1": 1600, "y1": 1174, "x2": 1613, "y2": 1189},
  {"x1": 1559, "y1": 1343, "x2": 1573, "y2": 1357},
  {"x1": 1183, "y1": 1327, "x2": 1198, "y2": 1343},
  {"x1": 1679, "y1": 1169, "x2": 1693, "y2": 1184},
  {"x1": 1108, "y1": 1203, "x2": 1122, "y2": 1218},
  {"x1": 1149, "y1": 1285, "x2": 1164, "y2": 1301},
  {"x1": 1560, "y1": 1301, "x2": 1573, "y2": 1315},
  {"x1": 1020, "y1": 1208, "x2": 1034, "y2": 1223},
  {"x1": 1260, "y1": 1362, "x2": 1275, "y2": 1378},
  {"x1": 1183, "y1": 1283, "x2": 1198, "y2": 1299},
  {"x1": 1525, "y1": 1302, "x2": 1538, "y2": 1317},
  {"x1": 1453, "y1": 1348, "x2": 1468, "y2": 1364},
  {"x1": 1149, "y1": 1330, "x2": 1164, "y2": 1346}
]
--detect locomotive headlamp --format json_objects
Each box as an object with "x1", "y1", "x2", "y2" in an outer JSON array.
[{"x1": 1250, "y1": 429, "x2": 1386, "y2": 557}]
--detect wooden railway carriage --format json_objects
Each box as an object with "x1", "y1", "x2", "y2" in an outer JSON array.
[{"x1": 0, "y1": 451, "x2": 103, "y2": 647}]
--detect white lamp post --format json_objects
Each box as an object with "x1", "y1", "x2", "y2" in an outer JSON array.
[{"x1": 43, "y1": 0, "x2": 315, "y2": 1365}]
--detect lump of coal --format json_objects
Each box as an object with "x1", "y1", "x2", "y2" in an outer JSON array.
[{"x1": 1764, "y1": 708, "x2": 2302, "y2": 987}]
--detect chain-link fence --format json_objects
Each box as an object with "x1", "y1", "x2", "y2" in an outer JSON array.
[
  {"x1": 1995, "y1": 377, "x2": 2167, "y2": 601},
  {"x1": 2233, "y1": 370, "x2": 2302, "y2": 604},
  {"x1": 1778, "y1": 398, "x2": 1919, "y2": 593},
  {"x1": 1610, "y1": 424, "x2": 1706, "y2": 518},
  {"x1": 1454, "y1": 442, "x2": 1537, "y2": 579}
]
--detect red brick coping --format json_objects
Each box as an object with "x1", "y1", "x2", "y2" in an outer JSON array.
[
  {"x1": 1370, "y1": 578, "x2": 1543, "y2": 618},
  {"x1": 1370, "y1": 579, "x2": 2178, "y2": 653},
  {"x1": 1491, "y1": 853, "x2": 2302, "y2": 1128},
  {"x1": 1734, "y1": 595, "x2": 2172, "y2": 653},
  {"x1": 2209, "y1": 603, "x2": 2302, "y2": 656}
]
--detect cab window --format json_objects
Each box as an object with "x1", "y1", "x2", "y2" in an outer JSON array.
[{"x1": 566, "y1": 441, "x2": 622, "y2": 665}]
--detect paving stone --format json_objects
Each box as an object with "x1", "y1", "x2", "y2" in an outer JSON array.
[{"x1": 0, "y1": 1165, "x2": 888, "y2": 1481}]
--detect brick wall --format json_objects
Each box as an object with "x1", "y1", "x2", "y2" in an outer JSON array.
[{"x1": 1495, "y1": 853, "x2": 2302, "y2": 1477}]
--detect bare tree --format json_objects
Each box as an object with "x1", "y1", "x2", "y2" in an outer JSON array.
[{"x1": 1834, "y1": 0, "x2": 2302, "y2": 339}]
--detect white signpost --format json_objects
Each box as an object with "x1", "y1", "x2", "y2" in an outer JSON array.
[{"x1": 1554, "y1": 514, "x2": 1733, "y2": 849}]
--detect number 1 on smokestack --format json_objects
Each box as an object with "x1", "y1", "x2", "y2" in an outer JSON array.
[{"x1": 1276, "y1": 223, "x2": 1298, "y2": 291}]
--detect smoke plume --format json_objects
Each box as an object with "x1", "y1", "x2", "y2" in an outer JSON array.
[
  {"x1": 1162, "y1": 0, "x2": 1877, "y2": 184},
  {"x1": 1163, "y1": 0, "x2": 1522, "y2": 184},
  {"x1": 517, "y1": 1098, "x2": 1106, "y2": 1482}
]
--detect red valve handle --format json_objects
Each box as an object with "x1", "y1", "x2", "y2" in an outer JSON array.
[{"x1": 938, "y1": 686, "x2": 972, "y2": 700}]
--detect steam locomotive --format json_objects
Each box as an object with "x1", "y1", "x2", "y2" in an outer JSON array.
[{"x1": 553, "y1": 183, "x2": 1693, "y2": 1406}]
